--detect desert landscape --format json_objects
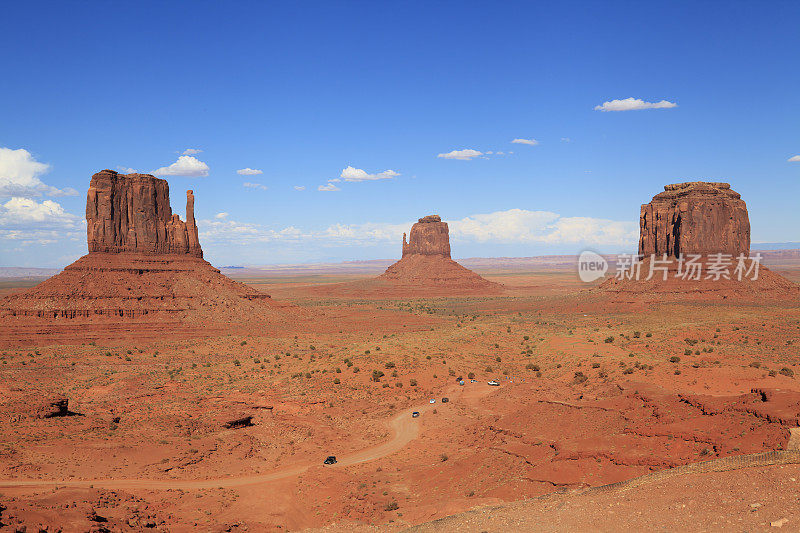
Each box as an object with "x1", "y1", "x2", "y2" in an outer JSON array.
[
  {"x1": 2, "y1": 3, "x2": 799, "y2": 531},
  {"x1": 0, "y1": 172, "x2": 799, "y2": 532}
]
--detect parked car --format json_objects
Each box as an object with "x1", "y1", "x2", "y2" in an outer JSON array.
[
  {"x1": 441, "y1": 397, "x2": 449, "y2": 403},
  {"x1": 470, "y1": 379, "x2": 477, "y2": 383},
  {"x1": 412, "y1": 411, "x2": 420, "y2": 418},
  {"x1": 429, "y1": 399, "x2": 436, "y2": 404},
  {"x1": 488, "y1": 380, "x2": 500, "y2": 386},
  {"x1": 324, "y1": 456, "x2": 337, "y2": 465},
  {"x1": 459, "y1": 380, "x2": 465, "y2": 385}
]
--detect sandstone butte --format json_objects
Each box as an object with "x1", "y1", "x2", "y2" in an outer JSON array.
[
  {"x1": 377, "y1": 215, "x2": 501, "y2": 294},
  {"x1": 0, "y1": 170, "x2": 292, "y2": 324},
  {"x1": 601, "y1": 181, "x2": 798, "y2": 300}
]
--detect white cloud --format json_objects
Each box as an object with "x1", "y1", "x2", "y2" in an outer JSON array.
[
  {"x1": 561, "y1": 137, "x2": 572, "y2": 143},
  {"x1": 116, "y1": 166, "x2": 138, "y2": 174},
  {"x1": 237, "y1": 168, "x2": 263, "y2": 175},
  {"x1": 151, "y1": 155, "x2": 210, "y2": 177},
  {"x1": 788, "y1": 155, "x2": 800, "y2": 162},
  {"x1": 437, "y1": 149, "x2": 484, "y2": 161},
  {"x1": 243, "y1": 182, "x2": 267, "y2": 190},
  {"x1": 594, "y1": 97, "x2": 677, "y2": 112},
  {"x1": 182, "y1": 148, "x2": 203, "y2": 155},
  {"x1": 339, "y1": 166, "x2": 400, "y2": 182},
  {"x1": 511, "y1": 138, "x2": 539, "y2": 146},
  {"x1": 318, "y1": 183, "x2": 340, "y2": 192},
  {"x1": 197, "y1": 208, "x2": 635, "y2": 251},
  {"x1": 0, "y1": 147, "x2": 78, "y2": 198},
  {"x1": 0, "y1": 197, "x2": 79, "y2": 229},
  {"x1": 215, "y1": 212, "x2": 229, "y2": 219},
  {"x1": 448, "y1": 209, "x2": 637, "y2": 246},
  {"x1": 294, "y1": 186, "x2": 306, "y2": 191}
]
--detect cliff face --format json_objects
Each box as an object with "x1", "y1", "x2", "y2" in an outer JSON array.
[
  {"x1": 86, "y1": 170, "x2": 202, "y2": 257},
  {"x1": 402, "y1": 215, "x2": 451, "y2": 258},
  {"x1": 638, "y1": 182, "x2": 750, "y2": 257}
]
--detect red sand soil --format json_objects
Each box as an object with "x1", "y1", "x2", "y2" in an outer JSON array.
[{"x1": 1, "y1": 266, "x2": 799, "y2": 531}]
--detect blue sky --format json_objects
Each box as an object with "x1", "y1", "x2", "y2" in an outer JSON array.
[{"x1": 1, "y1": 1, "x2": 799, "y2": 267}]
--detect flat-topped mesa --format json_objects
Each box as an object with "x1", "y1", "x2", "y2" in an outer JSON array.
[
  {"x1": 401, "y1": 214, "x2": 451, "y2": 258},
  {"x1": 86, "y1": 169, "x2": 202, "y2": 257},
  {"x1": 638, "y1": 181, "x2": 750, "y2": 258}
]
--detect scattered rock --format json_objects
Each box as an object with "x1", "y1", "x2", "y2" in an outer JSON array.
[{"x1": 225, "y1": 416, "x2": 254, "y2": 429}]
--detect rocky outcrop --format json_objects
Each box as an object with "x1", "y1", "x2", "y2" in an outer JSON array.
[
  {"x1": 86, "y1": 170, "x2": 202, "y2": 257},
  {"x1": 0, "y1": 169, "x2": 298, "y2": 325},
  {"x1": 402, "y1": 215, "x2": 451, "y2": 258},
  {"x1": 638, "y1": 182, "x2": 750, "y2": 257},
  {"x1": 373, "y1": 214, "x2": 500, "y2": 294}
]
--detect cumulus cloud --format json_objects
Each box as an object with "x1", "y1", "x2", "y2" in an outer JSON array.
[
  {"x1": 215, "y1": 212, "x2": 229, "y2": 219},
  {"x1": 437, "y1": 149, "x2": 484, "y2": 160},
  {"x1": 594, "y1": 97, "x2": 677, "y2": 112},
  {"x1": 447, "y1": 209, "x2": 636, "y2": 246},
  {"x1": 196, "y1": 208, "x2": 636, "y2": 253},
  {"x1": 339, "y1": 166, "x2": 400, "y2": 182},
  {"x1": 318, "y1": 183, "x2": 340, "y2": 192},
  {"x1": 788, "y1": 155, "x2": 800, "y2": 162},
  {"x1": 511, "y1": 138, "x2": 539, "y2": 146},
  {"x1": 0, "y1": 147, "x2": 78, "y2": 198},
  {"x1": 0, "y1": 197, "x2": 79, "y2": 229},
  {"x1": 151, "y1": 155, "x2": 210, "y2": 177},
  {"x1": 294, "y1": 186, "x2": 306, "y2": 191},
  {"x1": 243, "y1": 182, "x2": 267, "y2": 190},
  {"x1": 237, "y1": 168, "x2": 263, "y2": 175},
  {"x1": 182, "y1": 148, "x2": 202, "y2": 155}
]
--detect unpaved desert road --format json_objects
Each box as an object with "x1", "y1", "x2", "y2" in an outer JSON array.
[{"x1": 0, "y1": 384, "x2": 493, "y2": 491}]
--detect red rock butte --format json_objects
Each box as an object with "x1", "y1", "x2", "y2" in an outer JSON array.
[
  {"x1": 639, "y1": 181, "x2": 750, "y2": 258},
  {"x1": 86, "y1": 169, "x2": 203, "y2": 257},
  {"x1": 378, "y1": 215, "x2": 500, "y2": 294},
  {"x1": 0, "y1": 170, "x2": 293, "y2": 331},
  {"x1": 601, "y1": 181, "x2": 798, "y2": 300}
]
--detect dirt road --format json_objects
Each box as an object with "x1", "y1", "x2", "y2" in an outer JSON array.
[{"x1": 0, "y1": 383, "x2": 493, "y2": 491}]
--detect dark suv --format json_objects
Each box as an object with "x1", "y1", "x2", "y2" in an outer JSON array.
[{"x1": 324, "y1": 456, "x2": 337, "y2": 465}]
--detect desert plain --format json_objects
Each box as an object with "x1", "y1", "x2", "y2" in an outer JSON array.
[{"x1": 1, "y1": 251, "x2": 800, "y2": 532}]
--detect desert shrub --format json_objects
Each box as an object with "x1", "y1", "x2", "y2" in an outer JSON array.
[
  {"x1": 385, "y1": 501, "x2": 399, "y2": 511},
  {"x1": 604, "y1": 337, "x2": 614, "y2": 343},
  {"x1": 645, "y1": 333, "x2": 652, "y2": 338},
  {"x1": 233, "y1": 359, "x2": 241, "y2": 366},
  {"x1": 780, "y1": 367, "x2": 795, "y2": 378},
  {"x1": 485, "y1": 366, "x2": 493, "y2": 373},
  {"x1": 333, "y1": 378, "x2": 340, "y2": 384},
  {"x1": 623, "y1": 368, "x2": 634, "y2": 375},
  {"x1": 385, "y1": 362, "x2": 396, "y2": 369},
  {"x1": 409, "y1": 378, "x2": 417, "y2": 386},
  {"x1": 749, "y1": 361, "x2": 761, "y2": 368},
  {"x1": 670, "y1": 356, "x2": 680, "y2": 363},
  {"x1": 684, "y1": 349, "x2": 692, "y2": 356},
  {"x1": 440, "y1": 453, "x2": 449, "y2": 462},
  {"x1": 769, "y1": 370, "x2": 777, "y2": 377},
  {"x1": 573, "y1": 371, "x2": 588, "y2": 384},
  {"x1": 468, "y1": 372, "x2": 475, "y2": 379},
  {"x1": 525, "y1": 363, "x2": 540, "y2": 371},
  {"x1": 372, "y1": 370, "x2": 385, "y2": 382},
  {"x1": 592, "y1": 362, "x2": 601, "y2": 369},
  {"x1": 633, "y1": 331, "x2": 641, "y2": 338}
]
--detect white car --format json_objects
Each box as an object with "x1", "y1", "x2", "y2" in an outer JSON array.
[
  {"x1": 429, "y1": 399, "x2": 436, "y2": 404},
  {"x1": 487, "y1": 380, "x2": 500, "y2": 386}
]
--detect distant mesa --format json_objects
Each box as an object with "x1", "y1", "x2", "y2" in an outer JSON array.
[
  {"x1": 0, "y1": 170, "x2": 294, "y2": 329},
  {"x1": 377, "y1": 214, "x2": 501, "y2": 294},
  {"x1": 601, "y1": 181, "x2": 798, "y2": 300},
  {"x1": 639, "y1": 181, "x2": 750, "y2": 258},
  {"x1": 401, "y1": 215, "x2": 451, "y2": 258}
]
